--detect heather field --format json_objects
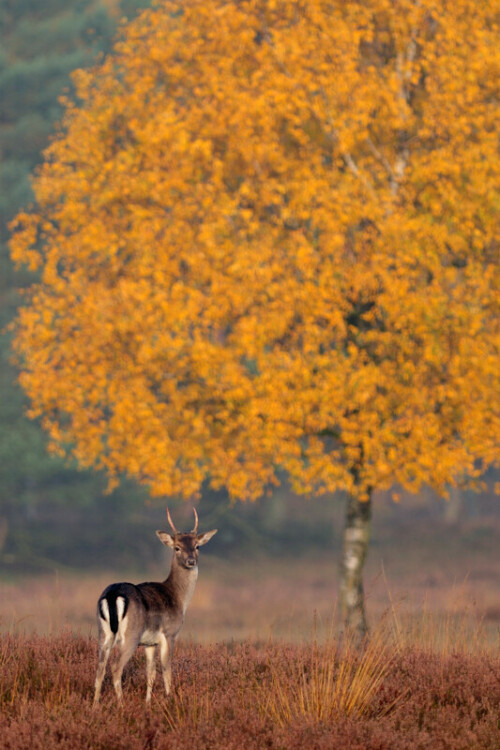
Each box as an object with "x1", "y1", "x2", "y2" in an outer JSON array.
[{"x1": 1, "y1": 628, "x2": 500, "y2": 750}]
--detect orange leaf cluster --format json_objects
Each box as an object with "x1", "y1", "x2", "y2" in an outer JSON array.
[{"x1": 10, "y1": 0, "x2": 500, "y2": 500}]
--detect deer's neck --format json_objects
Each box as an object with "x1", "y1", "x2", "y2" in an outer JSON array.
[{"x1": 166, "y1": 561, "x2": 198, "y2": 614}]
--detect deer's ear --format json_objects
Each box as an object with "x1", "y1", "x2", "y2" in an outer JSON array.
[
  {"x1": 197, "y1": 529, "x2": 217, "y2": 546},
  {"x1": 156, "y1": 530, "x2": 175, "y2": 548}
]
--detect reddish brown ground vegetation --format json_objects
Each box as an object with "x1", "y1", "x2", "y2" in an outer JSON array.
[{"x1": 1, "y1": 632, "x2": 499, "y2": 749}]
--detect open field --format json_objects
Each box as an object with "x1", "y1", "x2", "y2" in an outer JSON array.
[
  {"x1": 1, "y1": 554, "x2": 499, "y2": 649},
  {"x1": 2, "y1": 514, "x2": 500, "y2": 646}
]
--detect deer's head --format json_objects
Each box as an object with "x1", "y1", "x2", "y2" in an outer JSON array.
[{"x1": 156, "y1": 507, "x2": 217, "y2": 569}]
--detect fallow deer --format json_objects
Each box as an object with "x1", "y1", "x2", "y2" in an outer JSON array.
[{"x1": 93, "y1": 508, "x2": 217, "y2": 706}]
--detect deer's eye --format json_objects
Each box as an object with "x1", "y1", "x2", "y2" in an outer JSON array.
[{"x1": 175, "y1": 546, "x2": 181, "y2": 552}]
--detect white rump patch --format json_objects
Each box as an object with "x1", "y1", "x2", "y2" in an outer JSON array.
[
  {"x1": 116, "y1": 596, "x2": 126, "y2": 622},
  {"x1": 100, "y1": 598, "x2": 110, "y2": 622},
  {"x1": 116, "y1": 598, "x2": 128, "y2": 643}
]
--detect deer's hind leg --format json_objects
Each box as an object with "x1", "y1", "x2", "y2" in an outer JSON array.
[
  {"x1": 109, "y1": 637, "x2": 139, "y2": 704},
  {"x1": 93, "y1": 632, "x2": 114, "y2": 708}
]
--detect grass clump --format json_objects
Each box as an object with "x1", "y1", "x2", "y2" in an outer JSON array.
[{"x1": 263, "y1": 620, "x2": 397, "y2": 726}]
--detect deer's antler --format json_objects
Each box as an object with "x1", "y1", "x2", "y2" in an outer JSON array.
[
  {"x1": 191, "y1": 507, "x2": 199, "y2": 534},
  {"x1": 166, "y1": 507, "x2": 178, "y2": 535}
]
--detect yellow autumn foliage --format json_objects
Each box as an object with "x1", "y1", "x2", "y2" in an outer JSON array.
[{"x1": 10, "y1": 0, "x2": 500, "y2": 501}]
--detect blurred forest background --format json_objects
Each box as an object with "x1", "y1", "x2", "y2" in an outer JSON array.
[{"x1": 0, "y1": 0, "x2": 498, "y2": 577}]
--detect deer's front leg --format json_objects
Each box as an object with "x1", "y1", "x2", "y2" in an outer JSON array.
[
  {"x1": 145, "y1": 645, "x2": 156, "y2": 703},
  {"x1": 159, "y1": 634, "x2": 174, "y2": 695}
]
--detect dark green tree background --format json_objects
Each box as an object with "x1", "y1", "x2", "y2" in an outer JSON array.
[{"x1": 0, "y1": 0, "x2": 155, "y2": 569}]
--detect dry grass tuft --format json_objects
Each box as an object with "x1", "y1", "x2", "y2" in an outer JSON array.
[{"x1": 263, "y1": 619, "x2": 396, "y2": 726}]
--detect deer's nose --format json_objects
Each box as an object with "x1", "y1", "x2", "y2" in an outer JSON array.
[{"x1": 186, "y1": 557, "x2": 197, "y2": 567}]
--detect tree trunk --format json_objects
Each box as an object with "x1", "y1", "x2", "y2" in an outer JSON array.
[{"x1": 339, "y1": 491, "x2": 372, "y2": 640}]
